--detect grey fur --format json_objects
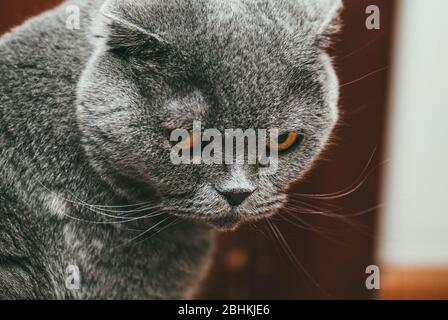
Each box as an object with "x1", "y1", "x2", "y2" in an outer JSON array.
[{"x1": 0, "y1": 0, "x2": 341, "y2": 299}]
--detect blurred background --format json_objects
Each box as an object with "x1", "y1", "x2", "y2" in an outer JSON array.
[{"x1": 1, "y1": 0, "x2": 447, "y2": 299}]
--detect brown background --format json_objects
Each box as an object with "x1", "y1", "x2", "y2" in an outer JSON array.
[{"x1": 0, "y1": 0, "x2": 395, "y2": 299}]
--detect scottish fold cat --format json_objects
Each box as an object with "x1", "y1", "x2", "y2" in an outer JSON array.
[{"x1": 0, "y1": 0, "x2": 341, "y2": 299}]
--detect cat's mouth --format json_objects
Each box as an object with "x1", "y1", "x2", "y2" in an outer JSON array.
[
  {"x1": 205, "y1": 212, "x2": 242, "y2": 231},
  {"x1": 164, "y1": 197, "x2": 286, "y2": 231},
  {"x1": 206, "y1": 207, "x2": 282, "y2": 231},
  {"x1": 166, "y1": 207, "x2": 277, "y2": 231},
  {"x1": 166, "y1": 208, "x2": 244, "y2": 231}
]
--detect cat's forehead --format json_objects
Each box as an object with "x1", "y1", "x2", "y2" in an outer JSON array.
[
  {"x1": 112, "y1": 0, "x2": 320, "y2": 53},
  {"x1": 159, "y1": 87, "x2": 314, "y2": 132},
  {"x1": 108, "y1": 0, "x2": 335, "y2": 130}
]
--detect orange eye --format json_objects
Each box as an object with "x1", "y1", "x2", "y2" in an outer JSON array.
[
  {"x1": 177, "y1": 130, "x2": 200, "y2": 150},
  {"x1": 268, "y1": 132, "x2": 303, "y2": 152}
]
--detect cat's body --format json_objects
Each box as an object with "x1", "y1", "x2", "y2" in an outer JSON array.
[
  {"x1": 0, "y1": 0, "x2": 341, "y2": 299},
  {"x1": 0, "y1": 0, "x2": 213, "y2": 299}
]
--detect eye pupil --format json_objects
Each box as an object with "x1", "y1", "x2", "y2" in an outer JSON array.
[
  {"x1": 278, "y1": 134, "x2": 290, "y2": 145},
  {"x1": 175, "y1": 131, "x2": 194, "y2": 150},
  {"x1": 268, "y1": 132, "x2": 304, "y2": 153},
  {"x1": 176, "y1": 130, "x2": 212, "y2": 151}
]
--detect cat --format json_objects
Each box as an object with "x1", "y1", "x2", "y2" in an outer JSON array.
[{"x1": 0, "y1": 0, "x2": 341, "y2": 299}]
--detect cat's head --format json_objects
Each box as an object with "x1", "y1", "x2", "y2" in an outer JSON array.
[{"x1": 77, "y1": 0, "x2": 342, "y2": 230}]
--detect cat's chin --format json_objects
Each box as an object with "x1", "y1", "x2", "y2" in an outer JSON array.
[
  {"x1": 169, "y1": 205, "x2": 282, "y2": 231},
  {"x1": 206, "y1": 215, "x2": 242, "y2": 232},
  {"x1": 205, "y1": 209, "x2": 279, "y2": 232}
]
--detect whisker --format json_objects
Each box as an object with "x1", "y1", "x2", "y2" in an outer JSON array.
[
  {"x1": 336, "y1": 35, "x2": 381, "y2": 61},
  {"x1": 134, "y1": 217, "x2": 180, "y2": 245},
  {"x1": 54, "y1": 209, "x2": 167, "y2": 226},
  {"x1": 283, "y1": 200, "x2": 379, "y2": 238},
  {"x1": 289, "y1": 150, "x2": 389, "y2": 200},
  {"x1": 266, "y1": 219, "x2": 332, "y2": 298},
  {"x1": 292, "y1": 148, "x2": 377, "y2": 198},
  {"x1": 249, "y1": 223, "x2": 270, "y2": 240},
  {"x1": 125, "y1": 216, "x2": 172, "y2": 245},
  {"x1": 71, "y1": 195, "x2": 160, "y2": 216},
  {"x1": 279, "y1": 214, "x2": 357, "y2": 249},
  {"x1": 280, "y1": 209, "x2": 349, "y2": 235},
  {"x1": 63, "y1": 190, "x2": 159, "y2": 216},
  {"x1": 283, "y1": 197, "x2": 370, "y2": 232},
  {"x1": 79, "y1": 202, "x2": 152, "y2": 209},
  {"x1": 340, "y1": 66, "x2": 388, "y2": 88},
  {"x1": 286, "y1": 197, "x2": 381, "y2": 219},
  {"x1": 35, "y1": 179, "x2": 162, "y2": 222}
]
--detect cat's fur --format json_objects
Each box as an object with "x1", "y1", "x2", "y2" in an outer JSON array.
[{"x1": 0, "y1": 0, "x2": 341, "y2": 299}]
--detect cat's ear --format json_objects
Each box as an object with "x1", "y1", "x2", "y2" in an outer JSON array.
[
  {"x1": 98, "y1": 0, "x2": 169, "y2": 58},
  {"x1": 304, "y1": 0, "x2": 343, "y2": 38}
]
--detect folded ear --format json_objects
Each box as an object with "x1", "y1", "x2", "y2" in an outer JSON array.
[{"x1": 98, "y1": 0, "x2": 169, "y2": 58}]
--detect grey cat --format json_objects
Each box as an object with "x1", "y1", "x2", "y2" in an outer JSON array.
[{"x1": 0, "y1": 0, "x2": 341, "y2": 299}]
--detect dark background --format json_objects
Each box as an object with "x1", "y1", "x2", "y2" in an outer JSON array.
[{"x1": 0, "y1": 0, "x2": 395, "y2": 299}]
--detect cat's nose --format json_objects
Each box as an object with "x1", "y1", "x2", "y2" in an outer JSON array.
[{"x1": 217, "y1": 188, "x2": 253, "y2": 207}]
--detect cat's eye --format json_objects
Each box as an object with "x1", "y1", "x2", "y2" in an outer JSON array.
[
  {"x1": 268, "y1": 132, "x2": 304, "y2": 152},
  {"x1": 177, "y1": 130, "x2": 200, "y2": 150}
]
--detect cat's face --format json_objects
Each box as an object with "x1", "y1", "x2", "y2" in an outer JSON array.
[{"x1": 77, "y1": 0, "x2": 341, "y2": 230}]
